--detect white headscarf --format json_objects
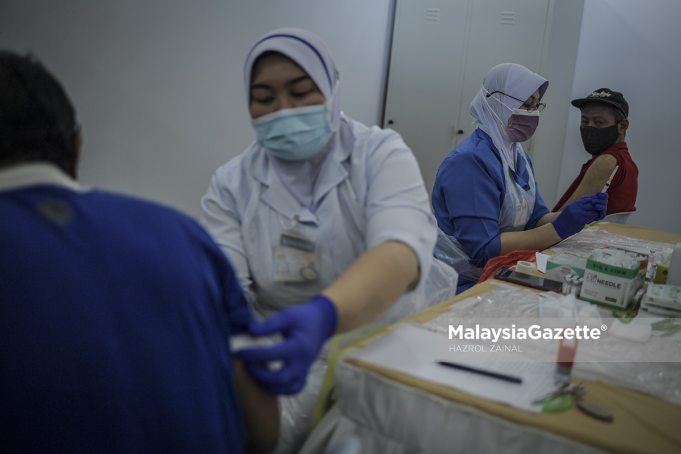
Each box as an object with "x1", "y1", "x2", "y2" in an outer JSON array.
[
  {"x1": 469, "y1": 63, "x2": 548, "y2": 168},
  {"x1": 244, "y1": 27, "x2": 341, "y2": 131},
  {"x1": 243, "y1": 28, "x2": 342, "y2": 208}
]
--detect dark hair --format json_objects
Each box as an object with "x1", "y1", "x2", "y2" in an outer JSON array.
[
  {"x1": 0, "y1": 51, "x2": 79, "y2": 176},
  {"x1": 612, "y1": 106, "x2": 625, "y2": 124},
  {"x1": 249, "y1": 51, "x2": 298, "y2": 86}
]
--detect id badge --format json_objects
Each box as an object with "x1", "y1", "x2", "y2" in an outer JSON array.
[{"x1": 273, "y1": 223, "x2": 320, "y2": 283}]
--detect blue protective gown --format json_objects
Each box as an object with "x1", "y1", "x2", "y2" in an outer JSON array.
[{"x1": 432, "y1": 129, "x2": 549, "y2": 292}]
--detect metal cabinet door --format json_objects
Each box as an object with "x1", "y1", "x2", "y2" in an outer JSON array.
[
  {"x1": 454, "y1": 0, "x2": 551, "y2": 148},
  {"x1": 383, "y1": 0, "x2": 469, "y2": 194},
  {"x1": 384, "y1": 0, "x2": 551, "y2": 194}
]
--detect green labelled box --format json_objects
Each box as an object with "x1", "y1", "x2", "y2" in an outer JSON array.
[
  {"x1": 643, "y1": 284, "x2": 681, "y2": 311},
  {"x1": 585, "y1": 258, "x2": 640, "y2": 279},
  {"x1": 579, "y1": 253, "x2": 643, "y2": 309},
  {"x1": 545, "y1": 254, "x2": 586, "y2": 281}
]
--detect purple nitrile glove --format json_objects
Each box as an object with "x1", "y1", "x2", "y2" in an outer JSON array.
[
  {"x1": 552, "y1": 193, "x2": 608, "y2": 240},
  {"x1": 236, "y1": 295, "x2": 338, "y2": 395},
  {"x1": 591, "y1": 192, "x2": 608, "y2": 220}
]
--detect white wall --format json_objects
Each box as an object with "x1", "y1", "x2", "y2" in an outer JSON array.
[
  {"x1": 557, "y1": 0, "x2": 681, "y2": 233},
  {"x1": 530, "y1": 0, "x2": 584, "y2": 206},
  {"x1": 4, "y1": 0, "x2": 680, "y2": 234},
  {"x1": 1, "y1": 0, "x2": 393, "y2": 217}
]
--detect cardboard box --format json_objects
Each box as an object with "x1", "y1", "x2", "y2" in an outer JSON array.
[
  {"x1": 600, "y1": 245, "x2": 650, "y2": 274},
  {"x1": 642, "y1": 284, "x2": 681, "y2": 311},
  {"x1": 579, "y1": 250, "x2": 644, "y2": 309},
  {"x1": 545, "y1": 254, "x2": 587, "y2": 281}
]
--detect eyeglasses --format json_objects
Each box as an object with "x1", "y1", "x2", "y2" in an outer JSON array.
[{"x1": 485, "y1": 90, "x2": 546, "y2": 112}]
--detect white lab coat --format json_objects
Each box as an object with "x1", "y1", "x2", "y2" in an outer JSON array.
[
  {"x1": 203, "y1": 26, "x2": 456, "y2": 453},
  {"x1": 201, "y1": 113, "x2": 438, "y2": 320},
  {"x1": 202, "y1": 114, "x2": 457, "y2": 453}
]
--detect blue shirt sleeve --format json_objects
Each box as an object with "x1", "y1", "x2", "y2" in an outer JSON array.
[
  {"x1": 219, "y1": 252, "x2": 252, "y2": 335},
  {"x1": 190, "y1": 219, "x2": 253, "y2": 335},
  {"x1": 432, "y1": 136, "x2": 505, "y2": 267},
  {"x1": 524, "y1": 157, "x2": 550, "y2": 229}
]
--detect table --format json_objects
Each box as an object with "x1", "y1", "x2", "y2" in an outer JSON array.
[{"x1": 301, "y1": 223, "x2": 681, "y2": 454}]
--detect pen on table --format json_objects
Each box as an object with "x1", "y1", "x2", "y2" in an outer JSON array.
[
  {"x1": 436, "y1": 360, "x2": 523, "y2": 384},
  {"x1": 600, "y1": 165, "x2": 619, "y2": 193}
]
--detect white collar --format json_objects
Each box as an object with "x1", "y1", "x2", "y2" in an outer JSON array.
[{"x1": 0, "y1": 162, "x2": 87, "y2": 193}]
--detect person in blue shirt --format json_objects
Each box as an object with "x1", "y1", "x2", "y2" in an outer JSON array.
[
  {"x1": 0, "y1": 51, "x2": 278, "y2": 453},
  {"x1": 432, "y1": 63, "x2": 608, "y2": 292}
]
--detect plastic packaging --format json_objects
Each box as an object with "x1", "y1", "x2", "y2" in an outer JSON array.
[
  {"x1": 538, "y1": 292, "x2": 576, "y2": 323},
  {"x1": 421, "y1": 285, "x2": 681, "y2": 405},
  {"x1": 609, "y1": 318, "x2": 652, "y2": 343},
  {"x1": 303, "y1": 256, "x2": 459, "y2": 444},
  {"x1": 515, "y1": 260, "x2": 536, "y2": 274},
  {"x1": 556, "y1": 337, "x2": 578, "y2": 382},
  {"x1": 641, "y1": 284, "x2": 681, "y2": 317},
  {"x1": 545, "y1": 253, "x2": 587, "y2": 281},
  {"x1": 549, "y1": 227, "x2": 673, "y2": 281},
  {"x1": 375, "y1": 256, "x2": 458, "y2": 325},
  {"x1": 433, "y1": 228, "x2": 483, "y2": 284},
  {"x1": 667, "y1": 243, "x2": 681, "y2": 285}
]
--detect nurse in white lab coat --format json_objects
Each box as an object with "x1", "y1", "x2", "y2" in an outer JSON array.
[{"x1": 201, "y1": 28, "x2": 448, "y2": 452}]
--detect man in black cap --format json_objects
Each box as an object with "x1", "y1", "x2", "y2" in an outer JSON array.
[{"x1": 554, "y1": 88, "x2": 638, "y2": 215}]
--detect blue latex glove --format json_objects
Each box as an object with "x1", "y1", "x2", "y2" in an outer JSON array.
[
  {"x1": 236, "y1": 295, "x2": 338, "y2": 395},
  {"x1": 552, "y1": 192, "x2": 608, "y2": 240},
  {"x1": 592, "y1": 192, "x2": 608, "y2": 219}
]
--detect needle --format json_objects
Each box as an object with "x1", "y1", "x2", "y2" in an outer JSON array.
[{"x1": 600, "y1": 165, "x2": 619, "y2": 192}]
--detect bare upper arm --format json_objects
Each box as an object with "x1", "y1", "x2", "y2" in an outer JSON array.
[
  {"x1": 562, "y1": 154, "x2": 618, "y2": 206},
  {"x1": 233, "y1": 359, "x2": 280, "y2": 453}
]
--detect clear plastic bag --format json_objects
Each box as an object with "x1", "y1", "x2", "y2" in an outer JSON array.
[
  {"x1": 434, "y1": 228, "x2": 483, "y2": 284},
  {"x1": 375, "y1": 255, "x2": 458, "y2": 325},
  {"x1": 551, "y1": 227, "x2": 674, "y2": 280},
  {"x1": 422, "y1": 286, "x2": 681, "y2": 405},
  {"x1": 274, "y1": 359, "x2": 328, "y2": 454},
  {"x1": 304, "y1": 255, "x2": 459, "y2": 440}
]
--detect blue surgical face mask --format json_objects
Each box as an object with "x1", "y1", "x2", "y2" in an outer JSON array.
[{"x1": 252, "y1": 105, "x2": 332, "y2": 161}]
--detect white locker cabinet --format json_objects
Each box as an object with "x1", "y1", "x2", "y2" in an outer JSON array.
[{"x1": 383, "y1": 0, "x2": 583, "y2": 196}]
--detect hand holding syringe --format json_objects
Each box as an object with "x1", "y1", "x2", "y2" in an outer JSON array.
[{"x1": 601, "y1": 165, "x2": 619, "y2": 193}]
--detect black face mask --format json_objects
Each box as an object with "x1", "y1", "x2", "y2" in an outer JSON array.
[{"x1": 580, "y1": 124, "x2": 619, "y2": 155}]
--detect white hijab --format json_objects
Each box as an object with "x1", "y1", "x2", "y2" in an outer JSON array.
[
  {"x1": 469, "y1": 63, "x2": 548, "y2": 169},
  {"x1": 244, "y1": 27, "x2": 341, "y2": 131},
  {"x1": 243, "y1": 28, "x2": 342, "y2": 208}
]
